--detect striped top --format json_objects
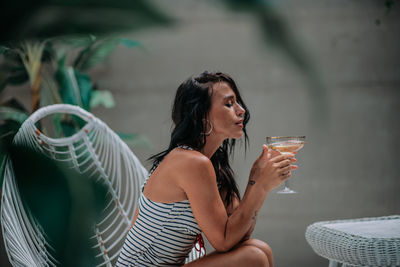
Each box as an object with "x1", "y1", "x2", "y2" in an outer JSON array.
[{"x1": 116, "y1": 146, "x2": 202, "y2": 267}]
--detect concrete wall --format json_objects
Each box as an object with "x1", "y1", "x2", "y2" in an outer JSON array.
[{"x1": 2, "y1": 0, "x2": 399, "y2": 266}]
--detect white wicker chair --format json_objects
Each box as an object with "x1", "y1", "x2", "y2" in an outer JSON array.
[
  {"x1": 1, "y1": 104, "x2": 200, "y2": 266},
  {"x1": 306, "y1": 215, "x2": 400, "y2": 267}
]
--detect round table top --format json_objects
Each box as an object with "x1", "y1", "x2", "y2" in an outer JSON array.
[{"x1": 323, "y1": 218, "x2": 400, "y2": 239}]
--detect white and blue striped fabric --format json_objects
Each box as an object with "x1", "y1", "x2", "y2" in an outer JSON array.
[{"x1": 116, "y1": 146, "x2": 202, "y2": 266}]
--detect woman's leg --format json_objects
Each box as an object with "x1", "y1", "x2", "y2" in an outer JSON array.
[
  {"x1": 239, "y1": 239, "x2": 274, "y2": 267},
  {"x1": 184, "y1": 239, "x2": 272, "y2": 267}
]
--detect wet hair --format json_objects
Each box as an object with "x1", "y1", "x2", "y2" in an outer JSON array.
[{"x1": 149, "y1": 71, "x2": 250, "y2": 206}]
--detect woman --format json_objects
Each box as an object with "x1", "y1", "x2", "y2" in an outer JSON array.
[{"x1": 116, "y1": 71, "x2": 297, "y2": 267}]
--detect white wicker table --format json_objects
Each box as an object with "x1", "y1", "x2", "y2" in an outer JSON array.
[{"x1": 305, "y1": 215, "x2": 400, "y2": 267}]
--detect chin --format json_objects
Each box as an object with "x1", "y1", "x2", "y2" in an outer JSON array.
[{"x1": 232, "y1": 131, "x2": 244, "y2": 139}]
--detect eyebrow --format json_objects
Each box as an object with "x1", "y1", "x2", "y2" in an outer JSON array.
[{"x1": 223, "y1": 95, "x2": 235, "y2": 101}]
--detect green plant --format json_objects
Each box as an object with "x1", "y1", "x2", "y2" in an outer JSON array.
[{"x1": 0, "y1": 36, "x2": 151, "y2": 187}]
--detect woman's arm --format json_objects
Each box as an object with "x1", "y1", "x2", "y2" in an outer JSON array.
[
  {"x1": 179, "y1": 145, "x2": 296, "y2": 252},
  {"x1": 224, "y1": 193, "x2": 255, "y2": 242}
]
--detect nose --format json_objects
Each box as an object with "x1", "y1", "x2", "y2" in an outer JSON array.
[{"x1": 236, "y1": 103, "x2": 245, "y2": 117}]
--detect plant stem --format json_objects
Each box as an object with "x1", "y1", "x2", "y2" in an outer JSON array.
[{"x1": 31, "y1": 63, "x2": 42, "y2": 112}]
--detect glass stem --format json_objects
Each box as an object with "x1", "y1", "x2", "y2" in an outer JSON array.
[{"x1": 284, "y1": 179, "x2": 290, "y2": 189}]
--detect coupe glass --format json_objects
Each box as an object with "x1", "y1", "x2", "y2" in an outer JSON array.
[{"x1": 266, "y1": 136, "x2": 305, "y2": 194}]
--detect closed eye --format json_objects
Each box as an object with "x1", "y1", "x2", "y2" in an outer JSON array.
[{"x1": 224, "y1": 95, "x2": 236, "y2": 108}]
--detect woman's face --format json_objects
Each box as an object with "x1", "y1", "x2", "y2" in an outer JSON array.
[{"x1": 207, "y1": 82, "x2": 246, "y2": 140}]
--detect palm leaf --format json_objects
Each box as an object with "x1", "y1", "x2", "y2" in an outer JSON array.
[
  {"x1": 56, "y1": 35, "x2": 98, "y2": 48},
  {"x1": 0, "y1": 46, "x2": 9, "y2": 54},
  {"x1": 90, "y1": 90, "x2": 115, "y2": 109},
  {"x1": 74, "y1": 37, "x2": 141, "y2": 72},
  {"x1": 55, "y1": 63, "x2": 92, "y2": 110},
  {"x1": 0, "y1": 106, "x2": 29, "y2": 123},
  {"x1": 0, "y1": 47, "x2": 29, "y2": 92},
  {"x1": 0, "y1": 0, "x2": 173, "y2": 43},
  {"x1": 16, "y1": 42, "x2": 46, "y2": 86}
]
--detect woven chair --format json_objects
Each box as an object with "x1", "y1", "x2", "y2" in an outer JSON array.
[{"x1": 1, "y1": 104, "x2": 200, "y2": 266}]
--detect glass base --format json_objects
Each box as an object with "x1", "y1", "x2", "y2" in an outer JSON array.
[{"x1": 277, "y1": 187, "x2": 297, "y2": 194}]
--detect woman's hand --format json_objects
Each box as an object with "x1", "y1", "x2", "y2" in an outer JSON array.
[{"x1": 248, "y1": 145, "x2": 297, "y2": 192}]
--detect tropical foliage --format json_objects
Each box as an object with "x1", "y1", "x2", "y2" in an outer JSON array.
[{"x1": 0, "y1": 36, "x2": 145, "y2": 186}]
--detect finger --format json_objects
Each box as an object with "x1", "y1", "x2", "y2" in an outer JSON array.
[
  {"x1": 268, "y1": 148, "x2": 281, "y2": 158},
  {"x1": 259, "y1": 144, "x2": 269, "y2": 159},
  {"x1": 279, "y1": 165, "x2": 298, "y2": 177},
  {"x1": 281, "y1": 171, "x2": 292, "y2": 180},
  {"x1": 277, "y1": 159, "x2": 293, "y2": 168},
  {"x1": 262, "y1": 144, "x2": 268, "y2": 154},
  {"x1": 279, "y1": 165, "x2": 292, "y2": 174},
  {"x1": 270, "y1": 153, "x2": 295, "y2": 163},
  {"x1": 265, "y1": 144, "x2": 280, "y2": 160}
]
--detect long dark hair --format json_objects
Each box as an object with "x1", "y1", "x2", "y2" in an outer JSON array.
[{"x1": 149, "y1": 71, "x2": 250, "y2": 206}]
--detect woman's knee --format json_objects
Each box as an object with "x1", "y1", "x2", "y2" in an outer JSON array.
[
  {"x1": 242, "y1": 245, "x2": 269, "y2": 267},
  {"x1": 241, "y1": 238, "x2": 273, "y2": 259}
]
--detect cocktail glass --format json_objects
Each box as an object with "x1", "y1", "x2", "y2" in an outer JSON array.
[{"x1": 266, "y1": 136, "x2": 305, "y2": 194}]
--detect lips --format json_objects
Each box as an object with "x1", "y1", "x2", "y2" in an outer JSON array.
[{"x1": 235, "y1": 120, "x2": 244, "y2": 128}]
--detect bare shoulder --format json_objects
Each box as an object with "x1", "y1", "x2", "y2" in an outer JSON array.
[
  {"x1": 167, "y1": 148, "x2": 213, "y2": 168},
  {"x1": 165, "y1": 148, "x2": 215, "y2": 182}
]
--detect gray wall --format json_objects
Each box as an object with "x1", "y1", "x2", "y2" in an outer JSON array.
[{"x1": 3, "y1": 0, "x2": 400, "y2": 266}]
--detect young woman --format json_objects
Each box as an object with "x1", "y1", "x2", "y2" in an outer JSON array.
[{"x1": 116, "y1": 71, "x2": 297, "y2": 267}]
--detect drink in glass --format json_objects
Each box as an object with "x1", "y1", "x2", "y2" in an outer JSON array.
[{"x1": 266, "y1": 136, "x2": 305, "y2": 194}]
